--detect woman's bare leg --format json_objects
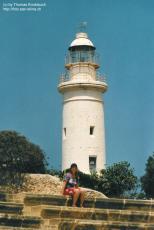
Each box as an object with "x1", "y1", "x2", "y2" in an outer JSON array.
[
  {"x1": 80, "y1": 189, "x2": 86, "y2": 207},
  {"x1": 72, "y1": 189, "x2": 80, "y2": 207}
]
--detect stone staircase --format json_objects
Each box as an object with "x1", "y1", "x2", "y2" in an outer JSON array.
[{"x1": 0, "y1": 192, "x2": 154, "y2": 229}]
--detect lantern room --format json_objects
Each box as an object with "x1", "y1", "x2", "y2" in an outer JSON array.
[{"x1": 65, "y1": 32, "x2": 99, "y2": 69}]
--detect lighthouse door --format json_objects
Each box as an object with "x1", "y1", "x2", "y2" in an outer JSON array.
[{"x1": 89, "y1": 156, "x2": 97, "y2": 172}]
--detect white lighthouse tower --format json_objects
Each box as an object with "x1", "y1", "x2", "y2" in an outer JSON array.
[{"x1": 58, "y1": 26, "x2": 108, "y2": 174}]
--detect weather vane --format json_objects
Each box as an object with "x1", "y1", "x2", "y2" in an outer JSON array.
[{"x1": 78, "y1": 21, "x2": 87, "y2": 33}]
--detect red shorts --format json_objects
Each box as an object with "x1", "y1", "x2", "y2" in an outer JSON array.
[{"x1": 63, "y1": 187, "x2": 80, "y2": 196}]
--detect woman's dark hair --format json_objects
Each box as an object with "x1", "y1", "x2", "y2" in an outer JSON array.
[
  {"x1": 70, "y1": 163, "x2": 78, "y2": 169},
  {"x1": 70, "y1": 163, "x2": 79, "y2": 179}
]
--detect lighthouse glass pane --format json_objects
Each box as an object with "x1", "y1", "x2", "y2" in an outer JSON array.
[
  {"x1": 89, "y1": 156, "x2": 96, "y2": 172},
  {"x1": 69, "y1": 50, "x2": 95, "y2": 63}
]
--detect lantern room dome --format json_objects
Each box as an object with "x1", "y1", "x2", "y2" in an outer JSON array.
[{"x1": 69, "y1": 32, "x2": 95, "y2": 50}]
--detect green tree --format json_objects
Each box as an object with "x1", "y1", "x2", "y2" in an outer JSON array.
[
  {"x1": 98, "y1": 161, "x2": 138, "y2": 197},
  {"x1": 0, "y1": 130, "x2": 47, "y2": 187},
  {"x1": 78, "y1": 171, "x2": 99, "y2": 190},
  {"x1": 141, "y1": 153, "x2": 154, "y2": 198}
]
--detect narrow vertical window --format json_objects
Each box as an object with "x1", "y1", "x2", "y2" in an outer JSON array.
[
  {"x1": 63, "y1": 128, "x2": 66, "y2": 137},
  {"x1": 89, "y1": 156, "x2": 97, "y2": 172},
  {"x1": 90, "y1": 126, "x2": 94, "y2": 135}
]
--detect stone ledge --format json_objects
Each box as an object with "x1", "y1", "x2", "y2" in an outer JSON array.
[
  {"x1": 44, "y1": 218, "x2": 154, "y2": 230},
  {"x1": 0, "y1": 202, "x2": 23, "y2": 214},
  {"x1": 0, "y1": 213, "x2": 41, "y2": 228},
  {"x1": 23, "y1": 194, "x2": 154, "y2": 211},
  {"x1": 40, "y1": 206, "x2": 154, "y2": 223}
]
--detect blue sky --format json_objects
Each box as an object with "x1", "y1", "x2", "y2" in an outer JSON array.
[{"x1": 0, "y1": 0, "x2": 154, "y2": 176}]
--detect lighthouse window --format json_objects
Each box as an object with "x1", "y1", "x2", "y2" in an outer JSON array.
[
  {"x1": 89, "y1": 156, "x2": 97, "y2": 172},
  {"x1": 90, "y1": 126, "x2": 94, "y2": 135},
  {"x1": 63, "y1": 128, "x2": 66, "y2": 137}
]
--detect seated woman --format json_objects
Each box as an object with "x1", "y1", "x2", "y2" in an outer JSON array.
[{"x1": 62, "y1": 163, "x2": 85, "y2": 207}]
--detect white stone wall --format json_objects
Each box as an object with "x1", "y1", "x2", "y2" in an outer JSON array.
[{"x1": 62, "y1": 88, "x2": 106, "y2": 174}]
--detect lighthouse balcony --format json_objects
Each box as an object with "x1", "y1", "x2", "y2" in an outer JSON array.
[
  {"x1": 58, "y1": 72, "x2": 108, "y2": 93},
  {"x1": 59, "y1": 72, "x2": 106, "y2": 83}
]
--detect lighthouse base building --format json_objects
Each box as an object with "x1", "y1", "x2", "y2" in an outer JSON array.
[{"x1": 58, "y1": 30, "x2": 108, "y2": 174}]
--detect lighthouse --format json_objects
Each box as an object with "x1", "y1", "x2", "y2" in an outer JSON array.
[{"x1": 58, "y1": 27, "x2": 108, "y2": 174}]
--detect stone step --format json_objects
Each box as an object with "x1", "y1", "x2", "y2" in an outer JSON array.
[
  {"x1": 24, "y1": 194, "x2": 154, "y2": 211},
  {"x1": 0, "y1": 201, "x2": 23, "y2": 214},
  {"x1": 0, "y1": 213, "x2": 41, "y2": 228},
  {"x1": 2, "y1": 192, "x2": 154, "y2": 212},
  {"x1": 0, "y1": 227, "x2": 57, "y2": 230},
  {"x1": 0, "y1": 219, "x2": 154, "y2": 230},
  {"x1": 44, "y1": 218, "x2": 154, "y2": 230},
  {"x1": 0, "y1": 192, "x2": 27, "y2": 204},
  {"x1": 58, "y1": 219, "x2": 154, "y2": 230},
  {"x1": 0, "y1": 228, "x2": 42, "y2": 230},
  {"x1": 39, "y1": 206, "x2": 154, "y2": 223},
  {"x1": 0, "y1": 192, "x2": 24, "y2": 204}
]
